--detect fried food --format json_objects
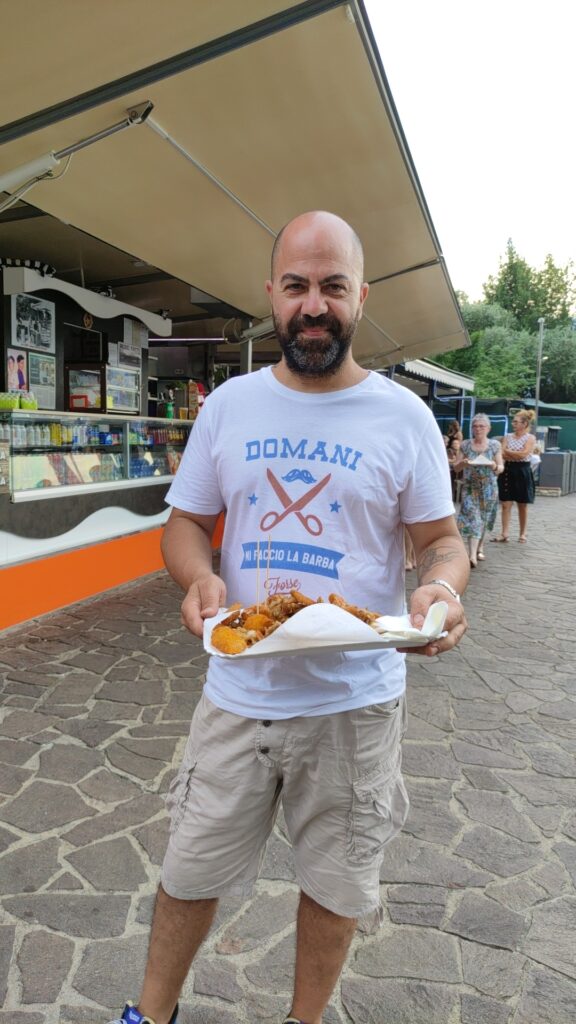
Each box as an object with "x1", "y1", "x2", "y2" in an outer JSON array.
[
  {"x1": 243, "y1": 612, "x2": 275, "y2": 631},
  {"x1": 328, "y1": 593, "x2": 380, "y2": 624},
  {"x1": 290, "y1": 590, "x2": 316, "y2": 607},
  {"x1": 210, "y1": 589, "x2": 382, "y2": 655},
  {"x1": 211, "y1": 626, "x2": 248, "y2": 655}
]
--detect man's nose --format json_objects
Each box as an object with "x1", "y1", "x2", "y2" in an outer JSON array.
[{"x1": 301, "y1": 287, "x2": 328, "y2": 317}]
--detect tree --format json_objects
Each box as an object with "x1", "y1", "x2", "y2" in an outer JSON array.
[
  {"x1": 459, "y1": 301, "x2": 516, "y2": 334},
  {"x1": 472, "y1": 326, "x2": 535, "y2": 398},
  {"x1": 483, "y1": 240, "x2": 536, "y2": 331},
  {"x1": 483, "y1": 241, "x2": 575, "y2": 332},
  {"x1": 538, "y1": 326, "x2": 576, "y2": 403},
  {"x1": 435, "y1": 303, "x2": 537, "y2": 398},
  {"x1": 532, "y1": 256, "x2": 575, "y2": 328},
  {"x1": 436, "y1": 302, "x2": 520, "y2": 381},
  {"x1": 433, "y1": 248, "x2": 576, "y2": 401}
]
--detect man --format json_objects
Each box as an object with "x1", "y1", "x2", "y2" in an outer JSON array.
[{"x1": 110, "y1": 211, "x2": 468, "y2": 1024}]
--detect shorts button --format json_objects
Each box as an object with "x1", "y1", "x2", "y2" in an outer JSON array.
[
  {"x1": 260, "y1": 746, "x2": 270, "y2": 755},
  {"x1": 262, "y1": 720, "x2": 271, "y2": 727}
]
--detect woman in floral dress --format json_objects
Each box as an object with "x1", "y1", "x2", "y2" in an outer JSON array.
[{"x1": 454, "y1": 414, "x2": 504, "y2": 567}]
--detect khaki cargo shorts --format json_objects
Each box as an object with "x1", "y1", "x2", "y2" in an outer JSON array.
[{"x1": 161, "y1": 692, "x2": 409, "y2": 929}]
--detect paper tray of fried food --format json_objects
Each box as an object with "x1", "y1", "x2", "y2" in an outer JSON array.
[
  {"x1": 203, "y1": 591, "x2": 448, "y2": 658},
  {"x1": 468, "y1": 454, "x2": 494, "y2": 466}
]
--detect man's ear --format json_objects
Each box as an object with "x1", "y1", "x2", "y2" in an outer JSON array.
[
  {"x1": 265, "y1": 280, "x2": 273, "y2": 299},
  {"x1": 358, "y1": 282, "x2": 369, "y2": 317}
]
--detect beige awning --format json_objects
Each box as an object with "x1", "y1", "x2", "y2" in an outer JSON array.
[
  {"x1": 403, "y1": 360, "x2": 475, "y2": 392},
  {"x1": 0, "y1": 0, "x2": 468, "y2": 365}
]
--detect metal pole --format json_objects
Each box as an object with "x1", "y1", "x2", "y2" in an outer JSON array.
[
  {"x1": 534, "y1": 317, "x2": 545, "y2": 427},
  {"x1": 239, "y1": 339, "x2": 253, "y2": 375}
]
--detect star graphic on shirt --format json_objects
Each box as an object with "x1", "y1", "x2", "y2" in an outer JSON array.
[
  {"x1": 248, "y1": 493, "x2": 258, "y2": 505},
  {"x1": 330, "y1": 500, "x2": 342, "y2": 513}
]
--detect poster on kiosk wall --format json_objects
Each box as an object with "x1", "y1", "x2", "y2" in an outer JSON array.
[
  {"x1": 28, "y1": 352, "x2": 56, "y2": 409},
  {"x1": 11, "y1": 294, "x2": 56, "y2": 353},
  {"x1": 7, "y1": 348, "x2": 27, "y2": 391}
]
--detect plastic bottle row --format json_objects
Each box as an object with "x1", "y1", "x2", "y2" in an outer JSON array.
[
  {"x1": 3, "y1": 422, "x2": 124, "y2": 448},
  {"x1": 128, "y1": 425, "x2": 188, "y2": 445}
]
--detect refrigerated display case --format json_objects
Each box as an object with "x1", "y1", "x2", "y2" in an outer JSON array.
[
  {"x1": 106, "y1": 366, "x2": 140, "y2": 413},
  {"x1": 66, "y1": 365, "x2": 104, "y2": 411},
  {"x1": 0, "y1": 410, "x2": 192, "y2": 501},
  {"x1": 65, "y1": 363, "x2": 140, "y2": 414}
]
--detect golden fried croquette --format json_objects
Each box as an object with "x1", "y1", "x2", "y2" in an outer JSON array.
[
  {"x1": 243, "y1": 612, "x2": 274, "y2": 631},
  {"x1": 211, "y1": 625, "x2": 248, "y2": 654}
]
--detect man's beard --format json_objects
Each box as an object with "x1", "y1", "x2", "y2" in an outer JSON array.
[{"x1": 273, "y1": 311, "x2": 359, "y2": 378}]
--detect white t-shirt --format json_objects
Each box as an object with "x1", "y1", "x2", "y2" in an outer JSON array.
[{"x1": 166, "y1": 367, "x2": 454, "y2": 718}]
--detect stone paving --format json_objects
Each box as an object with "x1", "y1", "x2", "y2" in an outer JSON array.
[{"x1": 0, "y1": 495, "x2": 575, "y2": 1024}]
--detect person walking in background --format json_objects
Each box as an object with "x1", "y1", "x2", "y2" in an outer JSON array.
[
  {"x1": 447, "y1": 435, "x2": 463, "y2": 502},
  {"x1": 444, "y1": 420, "x2": 464, "y2": 502},
  {"x1": 444, "y1": 418, "x2": 463, "y2": 449},
  {"x1": 454, "y1": 414, "x2": 503, "y2": 566},
  {"x1": 106, "y1": 211, "x2": 469, "y2": 1024},
  {"x1": 492, "y1": 409, "x2": 536, "y2": 544}
]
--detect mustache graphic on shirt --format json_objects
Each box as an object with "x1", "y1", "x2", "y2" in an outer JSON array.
[{"x1": 282, "y1": 469, "x2": 317, "y2": 484}]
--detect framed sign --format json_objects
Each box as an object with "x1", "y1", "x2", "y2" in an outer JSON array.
[
  {"x1": 7, "y1": 348, "x2": 27, "y2": 391},
  {"x1": 11, "y1": 294, "x2": 56, "y2": 353},
  {"x1": 28, "y1": 352, "x2": 56, "y2": 409}
]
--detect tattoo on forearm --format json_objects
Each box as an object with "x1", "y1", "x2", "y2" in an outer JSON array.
[{"x1": 417, "y1": 546, "x2": 458, "y2": 582}]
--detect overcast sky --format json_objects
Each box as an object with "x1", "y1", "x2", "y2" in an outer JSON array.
[{"x1": 363, "y1": 0, "x2": 575, "y2": 301}]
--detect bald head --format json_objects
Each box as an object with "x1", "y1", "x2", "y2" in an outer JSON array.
[
  {"x1": 265, "y1": 211, "x2": 369, "y2": 382},
  {"x1": 270, "y1": 211, "x2": 364, "y2": 282}
]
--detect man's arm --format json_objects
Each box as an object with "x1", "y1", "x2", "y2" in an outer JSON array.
[
  {"x1": 161, "y1": 507, "x2": 226, "y2": 636},
  {"x1": 404, "y1": 515, "x2": 469, "y2": 657}
]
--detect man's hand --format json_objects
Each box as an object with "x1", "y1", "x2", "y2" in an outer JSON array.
[
  {"x1": 398, "y1": 583, "x2": 467, "y2": 658},
  {"x1": 181, "y1": 573, "x2": 227, "y2": 637}
]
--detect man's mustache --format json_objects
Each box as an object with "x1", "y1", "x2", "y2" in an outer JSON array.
[{"x1": 291, "y1": 315, "x2": 337, "y2": 331}]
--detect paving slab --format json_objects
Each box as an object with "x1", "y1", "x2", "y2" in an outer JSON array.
[
  {"x1": 18, "y1": 930, "x2": 75, "y2": 1004},
  {"x1": 0, "y1": 494, "x2": 575, "y2": 1022}
]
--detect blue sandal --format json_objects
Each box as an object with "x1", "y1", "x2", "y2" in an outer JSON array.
[{"x1": 108, "y1": 1002, "x2": 178, "y2": 1024}]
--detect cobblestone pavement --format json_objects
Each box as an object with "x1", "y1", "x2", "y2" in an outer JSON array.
[{"x1": 1, "y1": 495, "x2": 575, "y2": 1024}]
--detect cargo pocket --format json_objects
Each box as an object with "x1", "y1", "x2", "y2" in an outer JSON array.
[
  {"x1": 164, "y1": 761, "x2": 197, "y2": 835},
  {"x1": 361, "y1": 697, "x2": 401, "y2": 719},
  {"x1": 347, "y1": 755, "x2": 409, "y2": 863}
]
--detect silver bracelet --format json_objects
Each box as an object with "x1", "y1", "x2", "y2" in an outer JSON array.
[{"x1": 426, "y1": 579, "x2": 461, "y2": 603}]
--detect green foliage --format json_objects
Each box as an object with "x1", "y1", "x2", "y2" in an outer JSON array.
[
  {"x1": 533, "y1": 256, "x2": 575, "y2": 327},
  {"x1": 434, "y1": 245, "x2": 576, "y2": 401},
  {"x1": 471, "y1": 326, "x2": 536, "y2": 398},
  {"x1": 483, "y1": 240, "x2": 575, "y2": 332},
  {"x1": 483, "y1": 240, "x2": 536, "y2": 330},
  {"x1": 460, "y1": 301, "x2": 516, "y2": 333},
  {"x1": 538, "y1": 326, "x2": 576, "y2": 403}
]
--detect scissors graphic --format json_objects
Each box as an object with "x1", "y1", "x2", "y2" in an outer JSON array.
[{"x1": 260, "y1": 468, "x2": 331, "y2": 536}]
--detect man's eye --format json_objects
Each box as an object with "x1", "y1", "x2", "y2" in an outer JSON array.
[
  {"x1": 326, "y1": 283, "x2": 345, "y2": 293},
  {"x1": 286, "y1": 283, "x2": 304, "y2": 292}
]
